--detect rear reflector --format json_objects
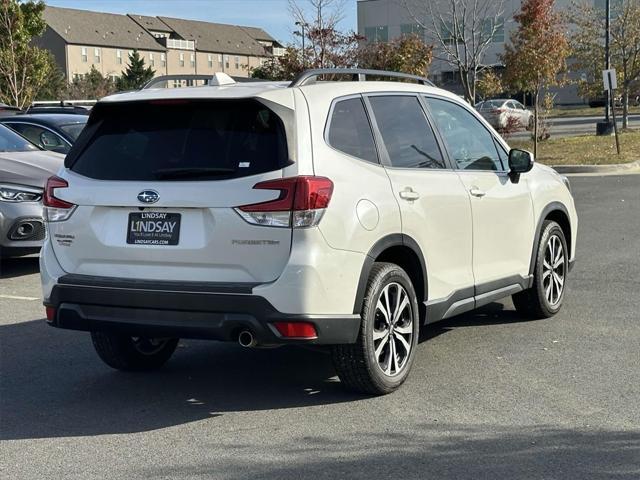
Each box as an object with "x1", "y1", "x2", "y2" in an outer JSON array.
[
  {"x1": 45, "y1": 306, "x2": 56, "y2": 322},
  {"x1": 272, "y1": 321, "x2": 317, "y2": 339}
]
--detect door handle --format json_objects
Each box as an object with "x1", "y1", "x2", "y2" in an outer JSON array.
[
  {"x1": 399, "y1": 188, "x2": 420, "y2": 201},
  {"x1": 469, "y1": 186, "x2": 486, "y2": 197}
]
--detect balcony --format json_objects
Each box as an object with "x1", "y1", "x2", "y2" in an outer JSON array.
[{"x1": 158, "y1": 38, "x2": 195, "y2": 50}]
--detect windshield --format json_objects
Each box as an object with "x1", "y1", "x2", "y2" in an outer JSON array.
[
  {"x1": 0, "y1": 124, "x2": 39, "y2": 152},
  {"x1": 69, "y1": 99, "x2": 289, "y2": 181},
  {"x1": 59, "y1": 122, "x2": 87, "y2": 141}
]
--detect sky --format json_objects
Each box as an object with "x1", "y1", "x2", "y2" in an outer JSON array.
[{"x1": 43, "y1": 0, "x2": 358, "y2": 44}]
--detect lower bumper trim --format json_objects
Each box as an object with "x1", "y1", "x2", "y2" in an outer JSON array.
[{"x1": 46, "y1": 281, "x2": 361, "y2": 345}]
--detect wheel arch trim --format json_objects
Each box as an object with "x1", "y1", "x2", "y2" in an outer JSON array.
[
  {"x1": 529, "y1": 201, "x2": 571, "y2": 276},
  {"x1": 352, "y1": 234, "x2": 428, "y2": 314}
]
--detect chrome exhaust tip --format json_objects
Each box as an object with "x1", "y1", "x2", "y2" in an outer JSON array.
[{"x1": 238, "y1": 330, "x2": 257, "y2": 348}]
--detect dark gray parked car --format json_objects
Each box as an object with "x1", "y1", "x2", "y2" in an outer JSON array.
[
  {"x1": 0, "y1": 114, "x2": 87, "y2": 155},
  {"x1": 0, "y1": 124, "x2": 63, "y2": 258}
]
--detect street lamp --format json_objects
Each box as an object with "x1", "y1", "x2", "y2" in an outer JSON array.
[{"x1": 295, "y1": 21, "x2": 309, "y2": 68}]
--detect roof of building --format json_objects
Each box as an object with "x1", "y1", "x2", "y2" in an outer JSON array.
[
  {"x1": 239, "y1": 26, "x2": 277, "y2": 42},
  {"x1": 44, "y1": 6, "x2": 166, "y2": 51},
  {"x1": 157, "y1": 16, "x2": 269, "y2": 56},
  {"x1": 127, "y1": 14, "x2": 173, "y2": 33}
]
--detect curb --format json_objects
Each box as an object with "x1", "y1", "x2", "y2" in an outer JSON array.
[{"x1": 551, "y1": 160, "x2": 640, "y2": 174}]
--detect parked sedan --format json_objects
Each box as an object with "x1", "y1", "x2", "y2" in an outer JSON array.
[
  {"x1": 475, "y1": 99, "x2": 534, "y2": 131},
  {"x1": 0, "y1": 124, "x2": 64, "y2": 258},
  {"x1": 0, "y1": 114, "x2": 87, "y2": 155}
]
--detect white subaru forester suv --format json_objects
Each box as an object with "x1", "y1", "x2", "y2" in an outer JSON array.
[{"x1": 41, "y1": 69, "x2": 577, "y2": 395}]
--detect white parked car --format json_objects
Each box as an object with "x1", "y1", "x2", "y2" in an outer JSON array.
[
  {"x1": 476, "y1": 98, "x2": 534, "y2": 131},
  {"x1": 40, "y1": 70, "x2": 577, "y2": 395}
]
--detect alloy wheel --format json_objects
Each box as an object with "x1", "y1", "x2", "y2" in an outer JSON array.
[
  {"x1": 543, "y1": 234, "x2": 565, "y2": 306},
  {"x1": 372, "y1": 282, "x2": 414, "y2": 376}
]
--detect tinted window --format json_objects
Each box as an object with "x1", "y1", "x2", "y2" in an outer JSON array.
[
  {"x1": 59, "y1": 122, "x2": 87, "y2": 140},
  {"x1": 425, "y1": 97, "x2": 504, "y2": 171},
  {"x1": 69, "y1": 100, "x2": 288, "y2": 181},
  {"x1": 369, "y1": 96, "x2": 445, "y2": 169},
  {"x1": 0, "y1": 124, "x2": 38, "y2": 152},
  {"x1": 327, "y1": 98, "x2": 378, "y2": 163},
  {"x1": 7, "y1": 123, "x2": 69, "y2": 153}
]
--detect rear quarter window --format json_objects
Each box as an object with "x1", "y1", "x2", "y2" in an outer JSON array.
[{"x1": 67, "y1": 99, "x2": 289, "y2": 181}]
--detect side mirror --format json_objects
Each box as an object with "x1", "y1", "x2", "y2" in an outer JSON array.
[{"x1": 508, "y1": 148, "x2": 534, "y2": 175}]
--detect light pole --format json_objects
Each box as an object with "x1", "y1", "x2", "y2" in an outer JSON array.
[
  {"x1": 295, "y1": 21, "x2": 309, "y2": 68},
  {"x1": 605, "y1": 0, "x2": 610, "y2": 123}
]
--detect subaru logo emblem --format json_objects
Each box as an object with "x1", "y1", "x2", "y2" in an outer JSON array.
[{"x1": 137, "y1": 190, "x2": 159, "y2": 204}]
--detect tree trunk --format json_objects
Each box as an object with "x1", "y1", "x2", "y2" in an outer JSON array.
[
  {"x1": 622, "y1": 87, "x2": 629, "y2": 130},
  {"x1": 533, "y1": 89, "x2": 539, "y2": 158}
]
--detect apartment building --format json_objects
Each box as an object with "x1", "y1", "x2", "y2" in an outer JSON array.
[
  {"x1": 357, "y1": 0, "x2": 586, "y2": 104},
  {"x1": 36, "y1": 6, "x2": 282, "y2": 83}
]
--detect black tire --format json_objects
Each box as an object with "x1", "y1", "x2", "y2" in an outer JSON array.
[
  {"x1": 332, "y1": 262, "x2": 420, "y2": 395},
  {"x1": 91, "y1": 332, "x2": 179, "y2": 371},
  {"x1": 513, "y1": 220, "x2": 568, "y2": 319}
]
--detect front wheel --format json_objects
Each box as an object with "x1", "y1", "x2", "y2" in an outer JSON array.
[
  {"x1": 513, "y1": 220, "x2": 568, "y2": 318},
  {"x1": 332, "y1": 262, "x2": 420, "y2": 395},
  {"x1": 91, "y1": 332, "x2": 179, "y2": 371},
  {"x1": 526, "y1": 115, "x2": 534, "y2": 131}
]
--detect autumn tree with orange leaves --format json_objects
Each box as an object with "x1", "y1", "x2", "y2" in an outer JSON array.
[{"x1": 502, "y1": 0, "x2": 569, "y2": 157}]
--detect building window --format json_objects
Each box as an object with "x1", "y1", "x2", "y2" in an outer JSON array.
[
  {"x1": 224, "y1": 55, "x2": 229, "y2": 69},
  {"x1": 400, "y1": 23, "x2": 424, "y2": 38},
  {"x1": 179, "y1": 52, "x2": 185, "y2": 67},
  {"x1": 81, "y1": 47, "x2": 87, "y2": 63},
  {"x1": 116, "y1": 49, "x2": 122, "y2": 64},
  {"x1": 235, "y1": 56, "x2": 239, "y2": 69},
  {"x1": 481, "y1": 17, "x2": 504, "y2": 43},
  {"x1": 364, "y1": 25, "x2": 388, "y2": 43},
  {"x1": 149, "y1": 53, "x2": 155, "y2": 67},
  {"x1": 441, "y1": 21, "x2": 462, "y2": 44},
  {"x1": 208, "y1": 54, "x2": 213, "y2": 68},
  {"x1": 94, "y1": 47, "x2": 101, "y2": 63},
  {"x1": 190, "y1": 53, "x2": 195, "y2": 67},
  {"x1": 161, "y1": 53, "x2": 166, "y2": 67},
  {"x1": 218, "y1": 54, "x2": 223, "y2": 68}
]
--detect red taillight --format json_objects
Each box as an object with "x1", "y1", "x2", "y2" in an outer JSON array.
[
  {"x1": 235, "y1": 176, "x2": 333, "y2": 228},
  {"x1": 44, "y1": 176, "x2": 73, "y2": 208},
  {"x1": 272, "y1": 321, "x2": 317, "y2": 339},
  {"x1": 45, "y1": 306, "x2": 56, "y2": 322},
  {"x1": 238, "y1": 176, "x2": 334, "y2": 212}
]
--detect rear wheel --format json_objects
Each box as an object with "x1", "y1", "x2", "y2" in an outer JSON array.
[
  {"x1": 513, "y1": 220, "x2": 568, "y2": 318},
  {"x1": 91, "y1": 332, "x2": 179, "y2": 371},
  {"x1": 332, "y1": 262, "x2": 419, "y2": 395}
]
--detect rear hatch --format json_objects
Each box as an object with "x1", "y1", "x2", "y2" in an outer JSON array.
[{"x1": 48, "y1": 98, "x2": 294, "y2": 283}]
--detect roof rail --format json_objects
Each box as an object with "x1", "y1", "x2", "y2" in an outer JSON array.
[
  {"x1": 142, "y1": 74, "x2": 266, "y2": 89},
  {"x1": 289, "y1": 68, "x2": 435, "y2": 87}
]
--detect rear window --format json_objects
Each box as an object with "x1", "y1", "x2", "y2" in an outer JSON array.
[{"x1": 68, "y1": 100, "x2": 289, "y2": 181}]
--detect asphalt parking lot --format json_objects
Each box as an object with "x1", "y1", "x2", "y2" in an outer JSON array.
[{"x1": 1, "y1": 174, "x2": 639, "y2": 480}]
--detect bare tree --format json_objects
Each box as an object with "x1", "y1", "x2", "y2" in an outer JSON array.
[
  {"x1": 288, "y1": 0, "x2": 360, "y2": 70},
  {"x1": 402, "y1": 0, "x2": 506, "y2": 103}
]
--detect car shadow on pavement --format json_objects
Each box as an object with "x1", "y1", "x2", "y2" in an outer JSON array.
[
  {"x1": 0, "y1": 318, "x2": 360, "y2": 440},
  {"x1": 143, "y1": 425, "x2": 640, "y2": 480},
  {"x1": 1, "y1": 304, "x2": 540, "y2": 441},
  {"x1": 421, "y1": 301, "x2": 542, "y2": 342},
  {"x1": 0, "y1": 256, "x2": 39, "y2": 279}
]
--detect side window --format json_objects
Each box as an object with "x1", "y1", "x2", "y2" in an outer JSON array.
[
  {"x1": 425, "y1": 97, "x2": 504, "y2": 171},
  {"x1": 327, "y1": 97, "x2": 378, "y2": 163},
  {"x1": 8, "y1": 124, "x2": 68, "y2": 153},
  {"x1": 368, "y1": 95, "x2": 445, "y2": 169}
]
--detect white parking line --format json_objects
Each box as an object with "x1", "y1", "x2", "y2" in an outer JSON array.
[{"x1": 0, "y1": 294, "x2": 39, "y2": 301}]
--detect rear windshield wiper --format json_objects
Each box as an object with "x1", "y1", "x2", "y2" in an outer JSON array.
[{"x1": 152, "y1": 167, "x2": 237, "y2": 179}]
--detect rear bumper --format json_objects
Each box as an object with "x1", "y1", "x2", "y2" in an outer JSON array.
[{"x1": 45, "y1": 275, "x2": 361, "y2": 345}]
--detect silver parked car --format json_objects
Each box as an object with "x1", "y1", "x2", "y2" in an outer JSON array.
[
  {"x1": 0, "y1": 124, "x2": 64, "y2": 258},
  {"x1": 475, "y1": 99, "x2": 534, "y2": 131}
]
